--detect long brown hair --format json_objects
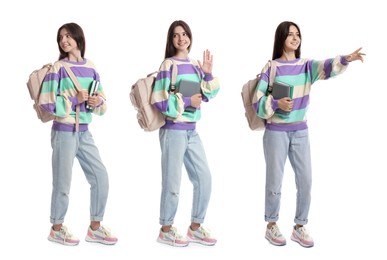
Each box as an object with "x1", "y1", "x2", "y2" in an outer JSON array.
[
  {"x1": 272, "y1": 21, "x2": 302, "y2": 60},
  {"x1": 164, "y1": 20, "x2": 192, "y2": 59},
  {"x1": 57, "y1": 23, "x2": 86, "y2": 60}
]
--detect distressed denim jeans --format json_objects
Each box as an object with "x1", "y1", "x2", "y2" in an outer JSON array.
[
  {"x1": 159, "y1": 129, "x2": 212, "y2": 226},
  {"x1": 263, "y1": 128, "x2": 312, "y2": 225},
  {"x1": 50, "y1": 130, "x2": 109, "y2": 224}
]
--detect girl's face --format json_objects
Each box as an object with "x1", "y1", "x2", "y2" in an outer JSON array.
[
  {"x1": 172, "y1": 26, "x2": 190, "y2": 54},
  {"x1": 58, "y1": 28, "x2": 79, "y2": 54},
  {"x1": 284, "y1": 25, "x2": 300, "y2": 53}
]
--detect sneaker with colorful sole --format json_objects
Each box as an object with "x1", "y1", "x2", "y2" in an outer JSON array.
[
  {"x1": 157, "y1": 227, "x2": 189, "y2": 247},
  {"x1": 265, "y1": 224, "x2": 286, "y2": 246},
  {"x1": 291, "y1": 226, "x2": 314, "y2": 248},
  {"x1": 48, "y1": 225, "x2": 80, "y2": 246},
  {"x1": 85, "y1": 225, "x2": 118, "y2": 245},
  {"x1": 187, "y1": 226, "x2": 217, "y2": 246}
]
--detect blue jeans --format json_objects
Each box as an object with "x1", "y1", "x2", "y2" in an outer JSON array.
[
  {"x1": 263, "y1": 128, "x2": 312, "y2": 225},
  {"x1": 159, "y1": 129, "x2": 212, "y2": 226},
  {"x1": 50, "y1": 130, "x2": 109, "y2": 224}
]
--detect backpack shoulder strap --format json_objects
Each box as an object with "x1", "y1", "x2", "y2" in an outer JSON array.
[
  {"x1": 269, "y1": 60, "x2": 277, "y2": 85},
  {"x1": 59, "y1": 60, "x2": 82, "y2": 132},
  {"x1": 166, "y1": 59, "x2": 178, "y2": 92},
  {"x1": 60, "y1": 61, "x2": 82, "y2": 92},
  {"x1": 169, "y1": 59, "x2": 178, "y2": 86},
  {"x1": 190, "y1": 59, "x2": 202, "y2": 80},
  {"x1": 267, "y1": 60, "x2": 277, "y2": 93}
]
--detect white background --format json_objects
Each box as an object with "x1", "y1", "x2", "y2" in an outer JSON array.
[{"x1": 1, "y1": 0, "x2": 385, "y2": 259}]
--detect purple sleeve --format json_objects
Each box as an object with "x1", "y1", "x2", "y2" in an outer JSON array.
[{"x1": 183, "y1": 96, "x2": 192, "y2": 108}]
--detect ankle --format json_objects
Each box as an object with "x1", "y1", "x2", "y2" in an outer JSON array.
[
  {"x1": 90, "y1": 221, "x2": 101, "y2": 231},
  {"x1": 190, "y1": 223, "x2": 200, "y2": 231},
  {"x1": 52, "y1": 224, "x2": 62, "y2": 231},
  {"x1": 295, "y1": 224, "x2": 303, "y2": 230},
  {"x1": 161, "y1": 225, "x2": 171, "y2": 233},
  {"x1": 267, "y1": 222, "x2": 276, "y2": 229}
]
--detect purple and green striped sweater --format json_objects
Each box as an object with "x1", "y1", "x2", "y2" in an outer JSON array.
[
  {"x1": 151, "y1": 57, "x2": 220, "y2": 130},
  {"x1": 39, "y1": 59, "x2": 106, "y2": 132},
  {"x1": 254, "y1": 55, "x2": 349, "y2": 131}
]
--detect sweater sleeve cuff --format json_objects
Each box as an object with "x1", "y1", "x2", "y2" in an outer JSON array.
[
  {"x1": 204, "y1": 73, "x2": 214, "y2": 81},
  {"x1": 183, "y1": 96, "x2": 192, "y2": 108},
  {"x1": 341, "y1": 55, "x2": 349, "y2": 65},
  {"x1": 271, "y1": 99, "x2": 279, "y2": 111},
  {"x1": 96, "y1": 96, "x2": 105, "y2": 108}
]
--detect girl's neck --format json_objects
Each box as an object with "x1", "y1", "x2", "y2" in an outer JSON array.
[
  {"x1": 66, "y1": 52, "x2": 83, "y2": 62},
  {"x1": 279, "y1": 51, "x2": 296, "y2": 61},
  {"x1": 174, "y1": 50, "x2": 189, "y2": 60}
]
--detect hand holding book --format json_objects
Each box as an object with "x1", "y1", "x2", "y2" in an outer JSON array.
[
  {"x1": 86, "y1": 80, "x2": 99, "y2": 110},
  {"x1": 179, "y1": 80, "x2": 201, "y2": 112},
  {"x1": 271, "y1": 81, "x2": 294, "y2": 114}
]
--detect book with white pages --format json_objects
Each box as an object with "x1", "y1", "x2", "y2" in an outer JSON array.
[{"x1": 87, "y1": 80, "x2": 99, "y2": 110}]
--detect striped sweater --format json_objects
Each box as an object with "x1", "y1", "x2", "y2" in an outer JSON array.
[
  {"x1": 254, "y1": 55, "x2": 349, "y2": 131},
  {"x1": 39, "y1": 59, "x2": 106, "y2": 132},
  {"x1": 151, "y1": 57, "x2": 220, "y2": 130}
]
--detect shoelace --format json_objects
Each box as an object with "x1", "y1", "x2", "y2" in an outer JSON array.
[
  {"x1": 59, "y1": 227, "x2": 72, "y2": 241},
  {"x1": 197, "y1": 227, "x2": 210, "y2": 238},
  {"x1": 169, "y1": 227, "x2": 184, "y2": 241},
  {"x1": 99, "y1": 226, "x2": 112, "y2": 237},
  {"x1": 270, "y1": 226, "x2": 282, "y2": 238},
  {"x1": 297, "y1": 227, "x2": 310, "y2": 240}
]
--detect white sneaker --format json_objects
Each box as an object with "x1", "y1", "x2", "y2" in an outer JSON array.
[
  {"x1": 48, "y1": 225, "x2": 80, "y2": 246},
  {"x1": 157, "y1": 227, "x2": 189, "y2": 247},
  {"x1": 291, "y1": 226, "x2": 314, "y2": 247},
  {"x1": 187, "y1": 226, "x2": 217, "y2": 246},
  {"x1": 85, "y1": 225, "x2": 118, "y2": 245},
  {"x1": 265, "y1": 224, "x2": 286, "y2": 246}
]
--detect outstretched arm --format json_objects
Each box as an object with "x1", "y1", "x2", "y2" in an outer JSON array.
[{"x1": 345, "y1": 47, "x2": 366, "y2": 62}]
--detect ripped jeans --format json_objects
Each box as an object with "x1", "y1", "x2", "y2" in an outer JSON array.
[
  {"x1": 158, "y1": 129, "x2": 212, "y2": 226},
  {"x1": 263, "y1": 129, "x2": 312, "y2": 225},
  {"x1": 50, "y1": 130, "x2": 109, "y2": 224}
]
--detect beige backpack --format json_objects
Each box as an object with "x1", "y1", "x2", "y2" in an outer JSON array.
[
  {"x1": 130, "y1": 60, "x2": 177, "y2": 132},
  {"x1": 27, "y1": 63, "x2": 55, "y2": 123},
  {"x1": 27, "y1": 61, "x2": 82, "y2": 131},
  {"x1": 241, "y1": 60, "x2": 276, "y2": 130}
]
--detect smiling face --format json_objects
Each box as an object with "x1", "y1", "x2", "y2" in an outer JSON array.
[
  {"x1": 283, "y1": 25, "x2": 301, "y2": 53},
  {"x1": 172, "y1": 25, "x2": 191, "y2": 56},
  {"x1": 58, "y1": 28, "x2": 79, "y2": 54}
]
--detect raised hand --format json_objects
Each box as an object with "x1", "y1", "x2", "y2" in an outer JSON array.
[{"x1": 197, "y1": 49, "x2": 213, "y2": 74}]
